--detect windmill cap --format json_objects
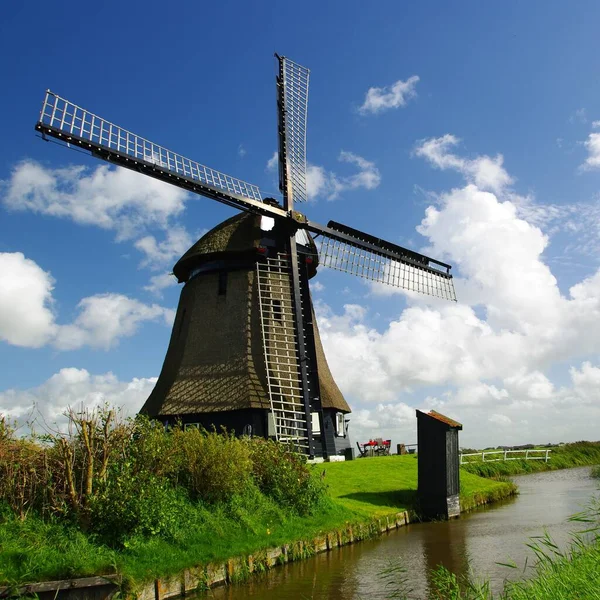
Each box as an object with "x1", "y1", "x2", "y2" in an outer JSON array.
[{"x1": 173, "y1": 213, "x2": 262, "y2": 282}]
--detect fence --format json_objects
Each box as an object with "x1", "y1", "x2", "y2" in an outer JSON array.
[{"x1": 460, "y1": 449, "x2": 551, "y2": 464}]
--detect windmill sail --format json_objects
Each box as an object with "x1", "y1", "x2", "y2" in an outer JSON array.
[
  {"x1": 276, "y1": 56, "x2": 310, "y2": 207},
  {"x1": 256, "y1": 253, "x2": 310, "y2": 453},
  {"x1": 35, "y1": 91, "x2": 284, "y2": 218},
  {"x1": 309, "y1": 220, "x2": 457, "y2": 301}
]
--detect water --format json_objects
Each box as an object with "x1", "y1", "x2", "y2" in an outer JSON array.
[{"x1": 207, "y1": 466, "x2": 599, "y2": 599}]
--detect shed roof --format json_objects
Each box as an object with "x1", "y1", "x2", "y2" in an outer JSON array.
[{"x1": 426, "y1": 410, "x2": 462, "y2": 429}]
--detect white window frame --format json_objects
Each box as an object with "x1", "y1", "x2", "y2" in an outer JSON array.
[{"x1": 336, "y1": 412, "x2": 346, "y2": 437}]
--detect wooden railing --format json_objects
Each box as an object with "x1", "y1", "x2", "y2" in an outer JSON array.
[{"x1": 460, "y1": 449, "x2": 551, "y2": 464}]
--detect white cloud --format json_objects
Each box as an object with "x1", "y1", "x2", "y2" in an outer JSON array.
[
  {"x1": 580, "y1": 132, "x2": 600, "y2": 171},
  {"x1": 315, "y1": 137, "x2": 600, "y2": 448},
  {"x1": 0, "y1": 368, "x2": 156, "y2": 431},
  {"x1": 0, "y1": 253, "x2": 57, "y2": 347},
  {"x1": 238, "y1": 144, "x2": 247, "y2": 158},
  {"x1": 1, "y1": 161, "x2": 189, "y2": 241},
  {"x1": 414, "y1": 135, "x2": 513, "y2": 194},
  {"x1": 0, "y1": 253, "x2": 173, "y2": 351},
  {"x1": 306, "y1": 164, "x2": 328, "y2": 198},
  {"x1": 592, "y1": 121, "x2": 600, "y2": 129},
  {"x1": 266, "y1": 151, "x2": 380, "y2": 200},
  {"x1": 144, "y1": 272, "x2": 178, "y2": 296},
  {"x1": 135, "y1": 226, "x2": 193, "y2": 269},
  {"x1": 359, "y1": 76, "x2": 420, "y2": 114},
  {"x1": 569, "y1": 108, "x2": 587, "y2": 124},
  {"x1": 489, "y1": 413, "x2": 512, "y2": 426},
  {"x1": 55, "y1": 294, "x2": 174, "y2": 351},
  {"x1": 266, "y1": 152, "x2": 279, "y2": 172}
]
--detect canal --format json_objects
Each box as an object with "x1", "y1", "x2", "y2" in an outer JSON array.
[{"x1": 208, "y1": 466, "x2": 599, "y2": 599}]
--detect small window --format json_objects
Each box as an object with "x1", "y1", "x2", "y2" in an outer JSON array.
[
  {"x1": 218, "y1": 271, "x2": 227, "y2": 296},
  {"x1": 336, "y1": 413, "x2": 346, "y2": 437},
  {"x1": 311, "y1": 412, "x2": 321, "y2": 434}
]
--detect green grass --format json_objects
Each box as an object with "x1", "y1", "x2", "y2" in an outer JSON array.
[
  {"x1": 399, "y1": 529, "x2": 600, "y2": 599},
  {"x1": 506, "y1": 539, "x2": 600, "y2": 600},
  {"x1": 382, "y1": 498, "x2": 600, "y2": 599},
  {"x1": 0, "y1": 455, "x2": 514, "y2": 588},
  {"x1": 322, "y1": 455, "x2": 515, "y2": 517},
  {"x1": 461, "y1": 441, "x2": 600, "y2": 478}
]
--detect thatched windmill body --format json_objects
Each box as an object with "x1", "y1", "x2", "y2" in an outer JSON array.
[{"x1": 35, "y1": 55, "x2": 456, "y2": 458}]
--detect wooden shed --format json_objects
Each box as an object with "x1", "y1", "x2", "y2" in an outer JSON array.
[{"x1": 416, "y1": 410, "x2": 463, "y2": 520}]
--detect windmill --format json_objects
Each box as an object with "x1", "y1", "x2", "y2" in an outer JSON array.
[{"x1": 34, "y1": 55, "x2": 456, "y2": 459}]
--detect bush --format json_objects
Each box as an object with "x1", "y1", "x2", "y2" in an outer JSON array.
[
  {"x1": 88, "y1": 467, "x2": 191, "y2": 547},
  {"x1": 176, "y1": 427, "x2": 252, "y2": 503},
  {"x1": 248, "y1": 439, "x2": 326, "y2": 516},
  {"x1": 0, "y1": 409, "x2": 328, "y2": 547}
]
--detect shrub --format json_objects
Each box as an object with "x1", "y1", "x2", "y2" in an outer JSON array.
[
  {"x1": 87, "y1": 466, "x2": 191, "y2": 547},
  {"x1": 248, "y1": 439, "x2": 326, "y2": 516},
  {"x1": 176, "y1": 427, "x2": 252, "y2": 503},
  {"x1": 0, "y1": 418, "x2": 49, "y2": 519}
]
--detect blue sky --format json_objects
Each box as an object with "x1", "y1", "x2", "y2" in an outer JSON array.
[{"x1": 2, "y1": 1, "x2": 600, "y2": 447}]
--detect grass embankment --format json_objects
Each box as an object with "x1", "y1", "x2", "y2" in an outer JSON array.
[
  {"x1": 0, "y1": 422, "x2": 514, "y2": 589},
  {"x1": 322, "y1": 454, "x2": 515, "y2": 517},
  {"x1": 399, "y1": 505, "x2": 600, "y2": 599},
  {"x1": 461, "y1": 441, "x2": 600, "y2": 478}
]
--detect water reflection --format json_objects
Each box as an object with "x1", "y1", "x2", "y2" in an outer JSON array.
[{"x1": 206, "y1": 466, "x2": 598, "y2": 599}]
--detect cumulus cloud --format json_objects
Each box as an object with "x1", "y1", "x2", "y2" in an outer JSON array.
[
  {"x1": 1, "y1": 160, "x2": 189, "y2": 241},
  {"x1": 0, "y1": 368, "x2": 156, "y2": 430},
  {"x1": 0, "y1": 252, "x2": 173, "y2": 351},
  {"x1": 314, "y1": 137, "x2": 600, "y2": 448},
  {"x1": 268, "y1": 151, "x2": 380, "y2": 200},
  {"x1": 414, "y1": 135, "x2": 514, "y2": 194},
  {"x1": 55, "y1": 294, "x2": 174, "y2": 350},
  {"x1": 580, "y1": 132, "x2": 600, "y2": 171},
  {"x1": 359, "y1": 76, "x2": 420, "y2": 114},
  {"x1": 144, "y1": 272, "x2": 178, "y2": 297},
  {"x1": 0, "y1": 253, "x2": 57, "y2": 347},
  {"x1": 135, "y1": 226, "x2": 194, "y2": 269}
]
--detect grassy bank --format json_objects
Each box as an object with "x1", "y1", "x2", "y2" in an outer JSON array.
[
  {"x1": 392, "y1": 501, "x2": 600, "y2": 599},
  {"x1": 461, "y1": 441, "x2": 600, "y2": 478},
  {"x1": 322, "y1": 454, "x2": 516, "y2": 518},
  {"x1": 0, "y1": 449, "x2": 514, "y2": 588}
]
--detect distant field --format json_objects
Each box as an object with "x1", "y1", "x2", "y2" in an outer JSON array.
[{"x1": 461, "y1": 441, "x2": 600, "y2": 478}]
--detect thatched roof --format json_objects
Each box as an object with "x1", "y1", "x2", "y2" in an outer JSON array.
[{"x1": 173, "y1": 213, "x2": 262, "y2": 282}]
